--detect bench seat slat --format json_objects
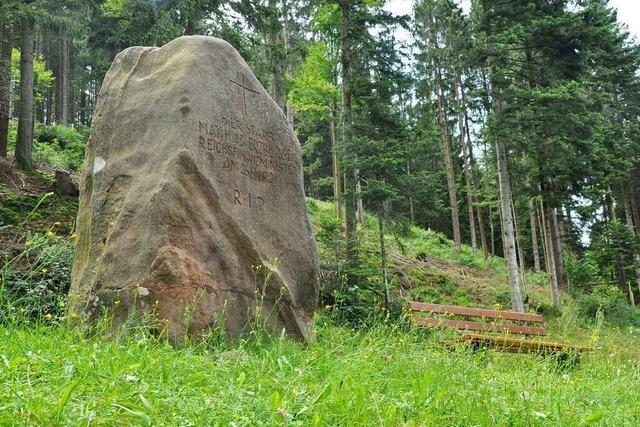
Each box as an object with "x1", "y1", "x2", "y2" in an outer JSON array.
[
  {"x1": 414, "y1": 317, "x2": 547, "y2": 336},
  {"x1": 461, "y1": 334, "x2": 591, "y2": 353},
  {"x1": 410, "y1": 302, "x2": 544, "y2": 323}
]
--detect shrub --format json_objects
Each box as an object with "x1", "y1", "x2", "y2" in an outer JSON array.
[
  {"x1": 410, "y1": 273, "x2": 470, "y2": 306},
  {"x1": 565, "y1": 251, "x2": 601, "y2": 291},
  {"x1": 531, "y1": 301, "x2": 562, "y2": 318},
  {"x1": 526, "y1": 271, "x2": 550, "y2": 288},
  {"x1": 576, "y1": 286, "x2": 640, "y2": 327},
  {"x1": 315, "y1": 212, "x2": 394, "y2": 326},
  {"x1": 1, "y1": 233, "x2": 73, "y2": 323},
  {"x1": 33, "y1": 124, "x2": 87, "y2": 171}
]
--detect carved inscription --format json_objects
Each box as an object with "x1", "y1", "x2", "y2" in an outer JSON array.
[
  {"x1": 234, "y1": 189, "x2": 265, "y2": 210},
  {"x1": 198, "y1": 115, "x2": 298, "y2": 184},
  {"x1": 229, "y1": 73, "x2": 259, "y2": 118}
]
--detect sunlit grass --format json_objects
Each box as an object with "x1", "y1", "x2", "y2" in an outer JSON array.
[{"x1": 1, "y1": 314, "x2": 639, "y2": 426}]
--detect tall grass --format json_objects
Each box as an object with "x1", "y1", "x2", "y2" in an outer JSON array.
[
  {"x1": 1, "y1": 313, "x2": 639, "y2": 426},
  {"x1": 3, "y1": 198, "x2": 640, "y2": 425}
]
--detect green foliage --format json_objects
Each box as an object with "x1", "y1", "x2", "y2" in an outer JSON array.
[
  {"x1": 0, "y1": 190, "x2": 78, "y2": 233},
  {"x1": 530, "y1": 299, "x2": 563, "y2": 319},
  {"x1": 410, "y1": 227, "x2": 504, "y2": 272},
  {"x1": 314, "y1": 210, "x2": 388, "y2": 325},
  {"x1": 288, "y1": 42, "x2": 338, "y2": 121},
  {"x1": 526, "y1": 271, "x2": 551, "y2": 288},
  {"x1": 0, "y1": 317, "x2": 639, "y2": 424},
  {"x1": 565, "y1": 251, "x2": 601, "y2": 291},
  {"x1": 33, "y1": 123, "x2": 87, "y2": 171},
  {"x1": 590, "y1": 220, "x2": 640, "y2": 287},
  {"x1": 576, "y1": 286, "x2": 640, "y2": 328},
  {"x1": 10, "y1": 48, "x2": 54, "y2": 106},
  {"x1": 1, "y1": 233, "x2": 73, "y2": 324},
  {"x1": 409, "y1": 272, "x2": 470, "y2": 306}
]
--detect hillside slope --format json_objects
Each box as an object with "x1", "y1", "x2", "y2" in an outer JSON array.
[
  {"x1": 2, "y1": 163, "x2": 640, "y2": 425},
  {"x1": 1, "y1": 160, "x2": 547, "y2": 319}
]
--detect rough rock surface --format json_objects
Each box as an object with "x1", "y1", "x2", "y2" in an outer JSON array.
[{"x1": 69, "y1": 36, "x2": 319, "y2": 342}]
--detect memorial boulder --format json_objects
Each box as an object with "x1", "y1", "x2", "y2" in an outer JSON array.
[{"x1": 69, "y1": 36, "x2": 319, "y2": 342}]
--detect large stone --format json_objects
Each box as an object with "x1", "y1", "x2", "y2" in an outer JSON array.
[{"x1": 69, "y1": 36, "x2": 319, "y2": 342}]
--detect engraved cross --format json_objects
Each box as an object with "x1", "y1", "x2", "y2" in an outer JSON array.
[{"x1": 229, "y1": 73, "x2": 259, "y2": 117}]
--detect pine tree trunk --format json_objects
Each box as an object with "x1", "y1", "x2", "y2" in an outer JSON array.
[
  {"x1": 511, "y1": 198, "x2": 526, "y2": 287},
  {"x1": 476, "y1": 200, "x2": 488, "y2": 259},
  {"x1": 543, "y1": 203, "x2": 561, "y2": 307},
  {"x1": 0, "y1": 18, "x2": 12, "y2": 157},
  {"x1": 68, "y1": 42, "x2": 75, "y2": 125},
  {"x1": 79, "y1": 87, "x2": 86, "y2": 125},
  {"x1": 407, "y1": 160, "x2": 415, "y2": 224},
  {"x1": 529, "y1": 199, "x2": 541, "y2": 272},
  {"x1": 282, "y1": 0, "x2": 294, "y2": 125},
  {"x1": 378, "y1": 206, "x2": 390, "y2": 312},
  {"x1": 436, "y1": 71, "x2": 461, "y2": 251},
  {"x1": 34, "y1": 29, "x2": 45, "y2": 123},
  {"x1": 455, "y1": 75, "x2": 477, "y2": 254},
  {"x1": 339, "y1": 0, "x2": 356, "y2": 247},
  {"x1": 464, "y1": 101, "x2": 488, "y2": 259},
  {"x1": 537, "y1": 200, "x2": 548, "y2": 271},
  {"x1": 550, "y1": 207, "x2": 565, "y2": 289},
  {"x1": 330, "y1": 106, "x2": 341, "y2": 220},
  {"x1": 356, "y1": 173, "x2": 365, "y2": 225},
  {"x1": 268, "y1": 0, "x2": 285, "y2": 112},
  {"x1": 623, "y1": 189, "x2": 640, "y2": 301},
  {"x1": 44, "y1": 36, "x2": 52, "y2": 124},
  {"x1": 495, "y1": 122, "x2": 524, "y2": 312},
  {"x1": 61, "y1": 37, "x2": 70, "y2": 124},
  {"x1": 16, "y1": 19, "x2": 34, "y2": 171},
  {"x1": 626, "y1": 178, "x2": 640, "y2": 235},
  {"x1": 489, "y1": 204, "x2": 495, "y2": 256}
]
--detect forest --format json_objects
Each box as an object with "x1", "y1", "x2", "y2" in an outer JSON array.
[
  {"x1": 1, "y1": 0, "x2": 640, "y2": 424},
  {"x1": 2, "y1": 0, "x2": 640, "y2": 313}
]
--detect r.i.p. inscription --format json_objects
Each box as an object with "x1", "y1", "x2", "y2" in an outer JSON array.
[{"x1": 197, "y1": 115, "x2": 298, "y2": 186}]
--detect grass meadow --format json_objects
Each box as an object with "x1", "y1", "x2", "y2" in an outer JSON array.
[{"x1": 1, "y1": 310, "x2": 639, "y2": 426}]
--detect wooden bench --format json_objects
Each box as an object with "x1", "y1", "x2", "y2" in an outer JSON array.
[{"x1": 410, "y1": 301, "x2": 591, "y2": 356}]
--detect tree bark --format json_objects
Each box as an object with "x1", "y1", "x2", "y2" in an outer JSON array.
[
  {"x1": 356, "y1": 173, "x2": 365, "y2": 225},
  {"x1": 16, "y1": 19, "x2": 34, "y2": 171},
  {"x1": 330, "y1": 105, "x2": 342, "y2": 220},
  {"x1": 0, "y1": 18, "x2": 12, "y2": 157},
  {"x1": 626, "y1": 178, "x2": 640, "y2": 235},
  {"x1": 537, "y1": 200, "x2": 548, "y2": 272},
  {"x1": 464, "y1": 97, "x2": 488, "y2": 259},
  {"x1": 62, "y1": 37, "x2": 70, "y2": 124},
  {"x1": 495, "y1": 122, "x2": 524, "y2": 312},
  {"x1": 436, "y1": 70, "x2": 461, "y2": 251},
  {"x1": 282, "y1": 0, "x2": 294, "y2": 125},
  {"x1": 549, "y1": 206, "x2": 565, "y2": 289},
  {"x1": 511, "y1": 198, "x2": 526, "y2": 288},
  {"x1": 489, "y1": 204, "x2": 495, "y2": 256},
  {"x1": 339, "y1": 0, "x2": 357, "y2": 248},
  {"x1": 407, "y1": 160, "x2": 415, "y2": 224},
  {"x1": 543, "y1": 203, "x2": 561, "y2": 307},
  {"x1": 68, "y1": 41, "x2": 75, "y2": 125},
  {"x1": 455, "y1": 75, "x2": 477, "y2": 255},
  {"x1": 79, "y1": 86, "x2": 86, "y2": 125},
  {"x1": 55, "y1": 36, "x2": 70, "y2": 125},
  {"x1": 529, "y1": 198, "x2": 541, "y2": 272},
  {"x1": 623, "y1": 188, "x2": 640, "y2": 301},
  {"x1": 378, "y1": 206, "x2": 390, "y2": 312},
  {"x1": 268, "y1": 0, "x2": 285, "y2": 113}
]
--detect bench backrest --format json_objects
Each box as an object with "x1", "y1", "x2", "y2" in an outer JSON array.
[{"x1": 410, "y1": 301, "x2": 547, "y2": 337}]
